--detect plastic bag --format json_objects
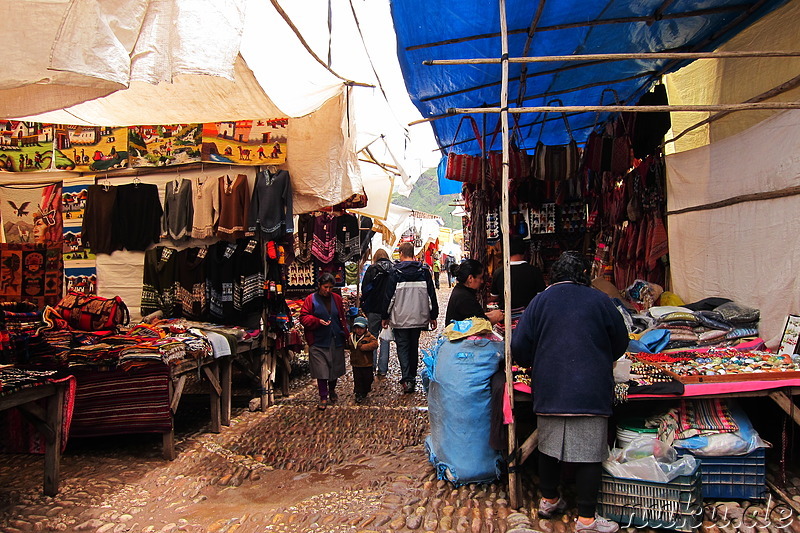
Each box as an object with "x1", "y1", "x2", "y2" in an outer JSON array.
[
  {"x1": 379, "y1": 327, "x2": 394, "y2": 342},
  {"x1": 604, "y1": 436, "x2": 697, "y2": 482}
]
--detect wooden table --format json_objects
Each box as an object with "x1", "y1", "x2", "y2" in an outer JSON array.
[
  {"x1": 162, "y1": 355, "x2": 231, "y2": 460},
  {"x1": 0, "y1": 382, "x2": 66, "y2": 495}
]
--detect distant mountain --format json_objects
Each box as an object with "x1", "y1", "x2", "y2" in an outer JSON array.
[{"x1": 392, "y1": 168, "x2": 462, "y2": 229}]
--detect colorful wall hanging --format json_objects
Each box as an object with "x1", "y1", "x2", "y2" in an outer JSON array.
[
  {"x1": 0, "y1": 121, "x2": 56, "y2": 172},
  {"x1": 129, "y1": 124, "x2": 202, "y2": 167},
  {"x1": 0, "y1": 243, "x2": 64, "y2": 307},
  {"x1": 65, "y1": 265, "x2": 97, "y2": 295},
  {"x1": 52, "y1": 126, "x2": 128, "y2": 172},
  {"x1": 0, "y1": 182, "x2": 63, "y2": 245},
  {"x1": 61, "y1": 180, "x2": 91, "y2": 223},
  {"x1": 201, "y1": 118, "x2": 288, "y2": 165}
]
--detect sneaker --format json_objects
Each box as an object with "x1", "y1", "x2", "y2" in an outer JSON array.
[
  {"x1": 328, "y1": 391, "x2": 338, "y2": 404},
  {"x1": 401, "y1": 382, "x2": 415, "y2": 394},
  {"x1": 538, "y1": 497, "x2": 567, "y2": 519},
  {"x1": 376, "y1": 373, "x2": 386, "y2": 380},
  {"x1": 575, "y1": 516, "x2": 619, "y2": 533}
]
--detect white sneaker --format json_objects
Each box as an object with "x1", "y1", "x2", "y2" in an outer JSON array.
[{"x1": 575, "y1": 515, "x2": 619, "y2": 533}]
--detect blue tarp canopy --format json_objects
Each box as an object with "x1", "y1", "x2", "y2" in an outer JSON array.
[{"x1": 390, "y1": 0, "x2": 790, "y2": 157}]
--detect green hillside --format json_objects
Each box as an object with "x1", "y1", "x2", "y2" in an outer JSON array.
[{"x1": 392, "y1": 168, "x2": 462, "y2": 229}]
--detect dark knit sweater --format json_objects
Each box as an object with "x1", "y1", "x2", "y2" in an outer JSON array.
[{"x1": 511, "y1": 282, "x2": 629, "y2": 416}]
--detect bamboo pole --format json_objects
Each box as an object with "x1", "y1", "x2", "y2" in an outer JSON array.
[
  {"x1": 405, "y1": 5, "x2": 747, "y2": 51},
  {"x1": 498, "y1": 0, "x2": 519, "y2": 510},
  {"x1": 664, "y1": 72, "x2": 800, "y2": 147},
  {"x1": 450, "y1": 102, "x2": 800, "y2": 114},
  {"x1": 424, "y1": 50, "x2": 800, "y2": 66}
]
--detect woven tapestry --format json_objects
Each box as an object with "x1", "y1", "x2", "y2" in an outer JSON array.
[
  {"x1": 201, "y1": 119, "x2": 288, "y2": 165},
  {"x1": 0, "y1": 243, "x2": 64, "y2": 307},
  {"x1": 0, "y1": 182, "x2": 63, "y2": 245},
  {"x1": 129, "y1": 124, "x2": 202, "y2": 167}
]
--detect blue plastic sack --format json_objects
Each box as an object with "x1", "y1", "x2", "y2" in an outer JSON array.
[{"x1": 424, "y1": 334, "x2": 503, "y2": 485}]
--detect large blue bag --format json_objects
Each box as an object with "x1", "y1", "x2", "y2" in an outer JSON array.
[{"x1": 422, "y1": 334, "x2": 504, "y2": 485}]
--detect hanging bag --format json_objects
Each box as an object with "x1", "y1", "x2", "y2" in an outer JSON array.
[
  {"x1": 597, "y1": 89, "x2": 633, "y2": 176},
  {"x1": 531, "y1": 99, "x2": 579, "y2": 182},
  {"x1": 55, "y1": 291, "x2": 130, "y2": 331},
  {"x1": 487, "y1": 115, "x2": 530, "y2": 182},
  {"x1": 444, "y1": 115, "x2": 485, "y2": 184}
]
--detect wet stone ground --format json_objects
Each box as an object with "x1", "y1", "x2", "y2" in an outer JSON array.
[{"x1": 1, "y1": 286, "x2": 799, "y2": 532}]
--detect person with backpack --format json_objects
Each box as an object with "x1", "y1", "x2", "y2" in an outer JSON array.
[
  {"x1": 360, "y1": 248, "x2": 394, "y2": 378},
  {"x1": 381, "y1": 242, "x2": 439, "y2": 394}
]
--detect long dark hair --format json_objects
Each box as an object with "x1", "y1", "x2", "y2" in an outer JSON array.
[
  {"x1": 317, "y1": 272, "x2": 336, "y2": 287},
  {"x1": 550, "y1": 251, "x2": 590, "y2": 286},
  {"x1": 454, "y1": 259, "x2": 484, "y2": 285}
]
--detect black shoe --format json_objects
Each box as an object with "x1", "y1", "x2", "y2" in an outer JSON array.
[
  {"x1": 402, "y1": 382, "x2": 415, "y2": 394},
  {"x1": 329, "y1": 391, "x2": 338, "y2": 404},
  {"x1": 354, "y1": 393, "x2": 366, "y2": 403}
]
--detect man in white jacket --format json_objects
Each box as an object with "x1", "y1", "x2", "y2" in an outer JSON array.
[{"x1": 381, "y1": 242, "x2": 439, "y2": 393}]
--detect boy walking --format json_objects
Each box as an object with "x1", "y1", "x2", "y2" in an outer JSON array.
[{"x1": 349, "y1": 316, "x2": 378, "y2": 403}]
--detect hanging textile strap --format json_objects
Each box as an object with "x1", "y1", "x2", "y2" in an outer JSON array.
[
  {"x1": 535, "y1": 98, "x2": 575, "y2": 144},
  {"x1": 449, "y1": 115, "x2": 484, "y2": 154}
]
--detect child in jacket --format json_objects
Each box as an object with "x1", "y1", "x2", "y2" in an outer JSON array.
[{"x1": 348, "y1": 316, "x2": 378, "y2": 403}]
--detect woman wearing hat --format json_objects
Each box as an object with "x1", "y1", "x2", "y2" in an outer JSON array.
[{"x1": 348, "y1": 316, "x2": 378, "y2": 403}]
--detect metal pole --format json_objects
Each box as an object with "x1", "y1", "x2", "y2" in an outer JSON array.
[{"x1": 498, "y1": 0, "x2": 519, "y2": 510}]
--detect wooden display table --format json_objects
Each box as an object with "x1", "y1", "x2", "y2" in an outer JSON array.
[{"x1": 0, "y1": 382, "x2": 66, "y2": 495}]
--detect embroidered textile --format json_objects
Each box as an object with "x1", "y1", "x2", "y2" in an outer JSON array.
[
  {"x1": 311, "y1": 213, "x2": 336, "y2": 263},
  {"x1": 0, "y1": 182, "x2": 63, "y2": 245},
  {"x1": 0, "y1": 243, "x2": 63, "y2": 308}
]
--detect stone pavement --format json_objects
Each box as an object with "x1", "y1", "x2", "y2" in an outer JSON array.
[{"x1": 0, "y1": 286, "x2": 799, "y2": 532}]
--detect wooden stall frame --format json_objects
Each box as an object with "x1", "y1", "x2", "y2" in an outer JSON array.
[{"x1": 0, "y1": 382, "x2": 66, "y2": 495}]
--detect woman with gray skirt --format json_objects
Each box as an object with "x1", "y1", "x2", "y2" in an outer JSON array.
[
  {"x1": 511, "y1": 251, "x2": 629, "y2": 533},
  {"x1": 299, "y1": 273, "x2": 349, "y2": 410}
]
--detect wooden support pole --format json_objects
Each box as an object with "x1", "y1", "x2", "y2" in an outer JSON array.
[
  {"x1": 498, "y1": 0, "x2": 520, "y2": 510},
  {"x1": 768, "y1": 390, "x2": 800, "y2": 427},
  {"x1": 204, "y1": 363, "x2": 222, "y2": 434},
  {"x1": 43, "y1": 384, "x2": 64, "y2": 496},
  {"x1": 169, "y1": 374, "x2": 187, "y2": 414},
  {"x1": 425, "y1": 50, "x2": 800, "y2": 65},
  {"x1": 451, "y1": 102, "x2": 800, "y2": 114},
  {"x1": 220, "y1": 357, "x2": 232, "y2": 426},
  {"x1": 260, "y1": 349, "x2": 270, "y2": 411}
]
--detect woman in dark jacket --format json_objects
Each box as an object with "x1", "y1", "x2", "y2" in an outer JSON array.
[
  {"x1": 444, "y1": 259, "x2": 504, "y2": 325},
  {"x1": 511, "y1": 251, "x2": 628, "y2": 533},
  {"x1": 299, "y1": 273, "x2": 349, "y2": 410},
  {"x1": 360, "y1": 248, "x2": 394, "y2": 377}
]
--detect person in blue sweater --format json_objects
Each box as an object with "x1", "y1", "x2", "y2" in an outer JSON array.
[{"x1": 511, "y1": 251, "x2": 629, "y2": 533}]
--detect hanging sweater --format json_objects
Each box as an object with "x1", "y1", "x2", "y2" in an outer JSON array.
[
  {"x1": 82, "y1": 184, "x2": 118, "y2": 255},
  {"x1": 191, "y1": 175, "x2": 220, "y2": 239},
  {"x1": 248, "y1": 169, "x2": 294, "y2": 241},
  {"x1": 162, "y1": 178, "x2": 194, "y2": 243},
  {"x1": 311, "y1": 213, "x2": 336, "y2": 263},
  {"x1": 112, "y1": 183, "x2": 163, "y2": 251},
  {"x1": 216, "y1": 174, "x2": 250, "y2": 242},
  {"x1": 335, "y1": 213, "x2": 361, "y2": 262}
]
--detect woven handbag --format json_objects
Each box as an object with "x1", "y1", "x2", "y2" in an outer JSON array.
[
  {"x1": 531, "y1": 99, "x2": 580, "y2": 182},
  {"x1": 444, "y1": 115, "x2": 485, "y2": 184}
]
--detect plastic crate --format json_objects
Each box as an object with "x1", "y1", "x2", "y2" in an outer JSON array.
[
  {"x1": 677, "y1": 448, "x2": 767, "y2": 500},
  {"x1": 598, "y1": 462, "x2": 703, "y2": 532}
]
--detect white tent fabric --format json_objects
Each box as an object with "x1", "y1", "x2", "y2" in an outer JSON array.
[
  {"x1": 51, "y1": 0, "x2": 246, "y2": 87},
  {"x1": 666, "y1": 110, "x2": 800, "y2": 347}
]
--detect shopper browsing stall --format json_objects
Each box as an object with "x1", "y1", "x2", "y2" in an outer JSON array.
[
  {"x1": 360, "y1": 248, "x2": 394, "y2": 378},
  {"x1": 445, "y1": 259, "x2": 504, "y2": 325},
  {"x1": 300, "y1": 273, "x2": 349, "y2": 410},
  {"x1": 381, "y1": 242, "x2": 438, "y2": 394},
  {"x1": 511, "y1": 251, "x2": 628, "y2": 533}
]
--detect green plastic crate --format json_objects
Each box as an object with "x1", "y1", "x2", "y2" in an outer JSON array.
[{"x1": 598, "y1": 462, "x2": 703, "y2": 532}]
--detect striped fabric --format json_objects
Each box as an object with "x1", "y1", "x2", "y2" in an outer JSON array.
[
  {"x1": 69, "y1": 364, "x2": 172, "y2": 437},
  {"x1": 677, "y1": 399, "x2": 738, "y2": 439}
]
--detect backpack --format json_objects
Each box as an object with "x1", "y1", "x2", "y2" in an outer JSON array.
[{"x1": 361, "y1": 260, "x2": 393, "y2": 313}]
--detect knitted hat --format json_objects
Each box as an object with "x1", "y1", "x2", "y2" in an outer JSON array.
[{"x1": 353, "y1": 316, "x2": 368, "y2": 328}]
